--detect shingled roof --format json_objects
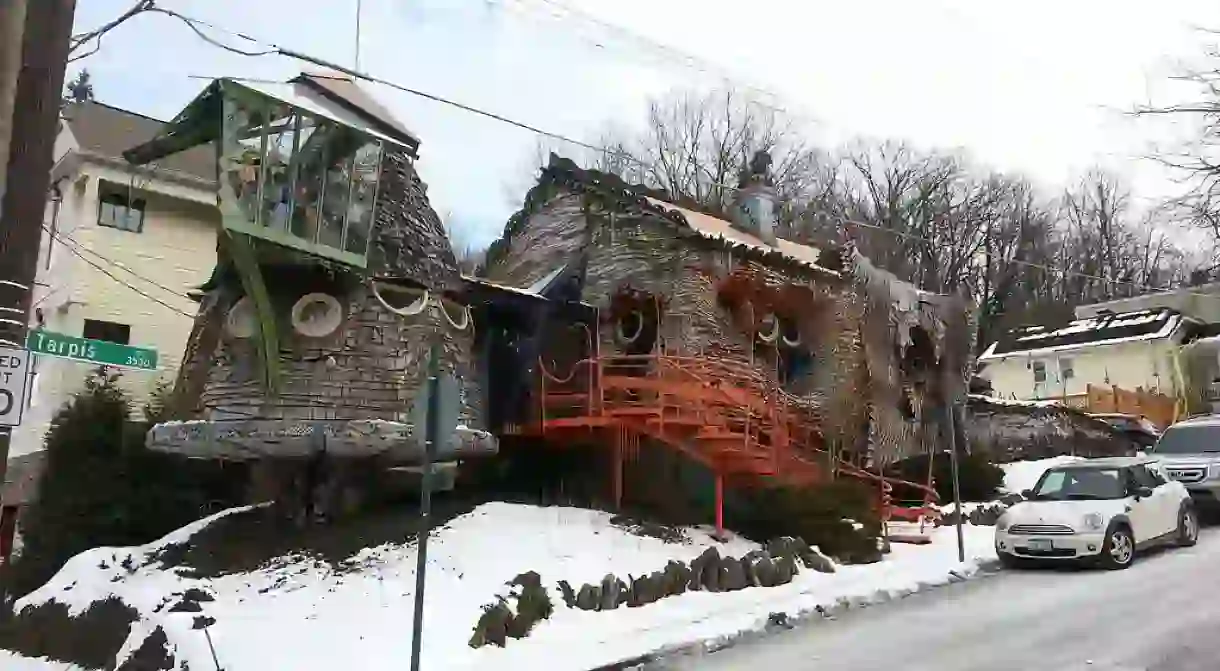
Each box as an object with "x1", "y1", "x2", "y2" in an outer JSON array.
[
  {"x1": 487, "y1": 155, "x2": 844, "y2": 280},
  {"x1": 980, "y1": 308, "x2": 1186, "y2": 360},
  {"x1": 64, "y1": 100, "x2": 216, "y2": 183}
]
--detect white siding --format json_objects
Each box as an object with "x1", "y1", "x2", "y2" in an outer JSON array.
[
  {"x1": 10, "y1": 155, "x2": 217, "y2": 457},
  {"x1": 980, "y1": 338, "x2": 1185, "y2": 402}
]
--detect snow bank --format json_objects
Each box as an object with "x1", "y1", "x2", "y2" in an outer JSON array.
[
  {"x1": 0, "y1": 650, "x2": 84, "y2": 670},
  {"x1": 1001, "y1": 456, "x2": 1084, "y2": 494},
  {"x1": 7, "y1": 502, "x2": 997, "y2": 671}
]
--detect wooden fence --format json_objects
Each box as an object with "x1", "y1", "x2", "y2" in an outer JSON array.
[{"x1": 1083, "y1": 384, "x2": 1179, "y2": 429}]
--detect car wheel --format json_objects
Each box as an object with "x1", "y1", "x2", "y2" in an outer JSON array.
[
  {"x1": 1099, "y1": 526, "x2": 1135, "y2": 570},
  {"x1": 1178, "y1": 507, "x2": 1200, "y2": 548}
]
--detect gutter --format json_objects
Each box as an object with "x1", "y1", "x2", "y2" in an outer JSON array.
[{"x1": 73, "y1": 150, "x2": 218, "y2": 194}]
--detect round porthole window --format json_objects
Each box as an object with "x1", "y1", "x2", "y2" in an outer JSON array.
[
  {"x1": 756, "y1": 312, "x2": 779, "y2": 344},
  {"x1": 225, "y1": 296, "x2": 257, "y2": 339},
  {"x1": 371, "y1": 280, "x2": 429, "y2": 316},
  {"x1": 615, "y1": 310, "x2": 643, "y2": 345},
  {"x1": 780, "y1": 317, "x2": 802, "y2": 347},
  {"x1": 291, "y1": 293, "x2": 344, "y2": 338}
]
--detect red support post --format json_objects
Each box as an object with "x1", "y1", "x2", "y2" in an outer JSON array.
[
  {"x1": 613, "y1": 430, "x2": 623, "y2": 510},
  {"x1": 714, "y1": 473, "x2": 724, "y2": 536}
]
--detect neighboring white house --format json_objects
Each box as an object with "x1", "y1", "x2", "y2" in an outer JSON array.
[
  {"x1": 9, "y1": 100, "x2": 219, "y2": 458},
  {"x1": 977, "y1": 308, "x2": 1198, "y2": 403}
]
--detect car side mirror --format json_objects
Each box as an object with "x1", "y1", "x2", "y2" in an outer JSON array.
[
  {"x1": 1021, "y1": 489, "x2": 1034, "y2": 499},
  {"x1": 1134, "y1": 486, "x2": 1154, "y2": 499}
]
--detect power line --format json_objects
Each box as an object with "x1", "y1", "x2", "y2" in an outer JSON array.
[
  {"x1": 52, "y1": 229, "x2": 192, "y2": 301},
  {"x1": 143, "y1": 8, "x2": 1209, "y2": 303},
  {"x1": 42, "y1": 224, "x2": 195, "y2": 318}
]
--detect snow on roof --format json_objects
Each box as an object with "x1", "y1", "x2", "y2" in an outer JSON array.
[
  {"x1": 978, "y1": 308, "x2": 1184, "y2": 361},
  {"x1": 644, "y1": 197, "x2": 836, "y2": 275}
]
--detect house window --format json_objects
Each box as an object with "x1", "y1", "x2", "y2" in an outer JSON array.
[
  {"x1": 82, "y1": 319, "x2": 130, "y2": 345},
  {"x1": 1060, "y1": 357, "x2": 1074, "y2": 381},
  {"x1": 1032, "y1": 360, "x2": 1046, "y2": 384},
  {"x1": 97, "y1": 191, "x2": 145, "y2": 232}
]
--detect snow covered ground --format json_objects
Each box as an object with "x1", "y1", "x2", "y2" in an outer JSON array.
[{"x1": 2, "y1": 502, "x2": 999, "y2": 671}]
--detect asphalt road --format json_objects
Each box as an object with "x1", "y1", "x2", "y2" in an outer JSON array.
[{"x1": 649, "y1": 530, "x2": 1220, "y2": 671}]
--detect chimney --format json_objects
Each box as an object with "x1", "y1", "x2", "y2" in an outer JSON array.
[{"x1": 733, "y1": 150, "x2": 778, "y2": 245}]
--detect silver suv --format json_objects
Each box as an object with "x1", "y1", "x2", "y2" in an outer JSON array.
[{"x1": 1146, "y1": 414, "x2": 1220, "y2": 510}]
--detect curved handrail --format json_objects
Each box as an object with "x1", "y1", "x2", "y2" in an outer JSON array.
[{"x1": 837, "y1": 462, "x2": 940, "y2": 502}]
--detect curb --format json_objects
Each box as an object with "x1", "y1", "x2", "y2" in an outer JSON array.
[{"x1": 584, "y1": 557, "x2": 1003, "y2": 670}]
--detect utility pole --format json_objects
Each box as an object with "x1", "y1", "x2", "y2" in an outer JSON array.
[{"x1": 0, "y1": 0, "x2": 77, "y2": 490}]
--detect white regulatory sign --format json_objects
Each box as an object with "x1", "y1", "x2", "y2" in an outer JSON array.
[{"x1": 0, "y1": 347, "x2": 30, "y2": 428}]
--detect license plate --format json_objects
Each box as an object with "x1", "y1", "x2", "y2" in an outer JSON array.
[{"x1": 1026, "y1": 539, "x2": 1053, "y2": 551}]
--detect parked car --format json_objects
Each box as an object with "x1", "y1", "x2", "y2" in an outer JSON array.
[
  {"x1": 1146, "y1": 414, "x2": 1220, "y2": 513},
  {"x1": 994, "y1": 456, "x2": 1197, "y2": 570},
  {"x1": 1088, "y1": 412, "x2": 1160, "y2": 451}
]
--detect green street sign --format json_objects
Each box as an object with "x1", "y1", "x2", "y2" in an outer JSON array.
[{"x1": 26, "y1": 330, "x2": 159, "y2": 371}]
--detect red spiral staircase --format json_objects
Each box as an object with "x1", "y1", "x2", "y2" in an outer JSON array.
[{"x1": 508, "y1": 349, "x2": 940, "y2": 537}]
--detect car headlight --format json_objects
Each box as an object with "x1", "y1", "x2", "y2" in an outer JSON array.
[
  {"x1": 1082, "y1": 513, "x2": 1104, "y2": 531},
  {"x1": 1209, "y1": 465, "x2": 1220, "y2": 480},
  {"x1": 996, "y1": 515, "x2": 1010, "y2": 532}
]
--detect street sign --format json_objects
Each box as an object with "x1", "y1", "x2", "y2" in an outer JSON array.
[
  {"x1": 409, "y1": 372, "x2": 460, "y2": 447},
  {"x1": 0, "y1": 347, "x2": 30, "y2": 427},
  {"x1": 26, "y1": 330, "x2": 158, "y2": 371}
]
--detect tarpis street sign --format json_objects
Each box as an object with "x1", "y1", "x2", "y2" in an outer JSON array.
[{"x1": 26, "y1": 330, "x2": 158, "y2": 371}]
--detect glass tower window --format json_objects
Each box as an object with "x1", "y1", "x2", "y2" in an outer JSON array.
[{"x1": 219, "y1": 87, "x2": 383, "y2": 267}]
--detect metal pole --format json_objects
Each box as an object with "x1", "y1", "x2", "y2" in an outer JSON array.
[
  {"x1": 0, "y1": 0, "x2": 76, "y2": 494},
  {"x1": 409, "y1": 343, "x2": 441, "y2": 671},
  {"x1": 945, "y1": 397, "x2": 965, "y2": 563}
]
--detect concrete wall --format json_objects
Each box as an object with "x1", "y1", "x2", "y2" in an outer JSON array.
[
  {"x1": 979, "y1": 338, "x2": 1185, "y2": 402},
  {"x1": 11, "y1": 156, "x2": 218, "y2": 457}
]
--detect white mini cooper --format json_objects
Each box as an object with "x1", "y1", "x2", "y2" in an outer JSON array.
[{"x1": 994, "y1": 456, "x2": 1198, "y2": 569}]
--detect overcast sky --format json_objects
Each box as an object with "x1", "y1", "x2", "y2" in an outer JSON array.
[{"x1": 71, "y1": 0, "x2": 1219, "y2": 248}]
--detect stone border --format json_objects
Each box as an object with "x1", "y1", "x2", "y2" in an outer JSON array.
[{"x1": 584, "y1": 556, "x2": 1004, "y2": 670}]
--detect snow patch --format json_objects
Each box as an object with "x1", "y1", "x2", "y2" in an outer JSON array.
[
  {"x1": 0, "y1": 650, "x2": 85, "y2": 670},
  {"x1": 7, "y1": 502, "x2": 998, "y2": 671}
]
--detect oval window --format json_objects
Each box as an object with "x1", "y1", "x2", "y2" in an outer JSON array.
[
  {"x1": 780, "y1": 317, "x2": 801, "y2": 347},
  {"x1": 226, "y1": 296, "x2": 257, "y2": 339},
  {"x1": 291, "y1": 293, "x2": 344, "y2": 338},
  {"x1": 371, "y1": 280, "x2": 429, "y2": 316},
  {"x1": 756, "y1": 312, "x2": 779, "y2": 344},
  {"x1": 616, "y1": 310, "x2": 643, "y2": 345},
  {"x1": 440, "y1": 297, "x2": 470, "y2": 330}
]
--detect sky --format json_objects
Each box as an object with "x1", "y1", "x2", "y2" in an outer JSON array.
[{"x1": 70, "y1": 0, "x2": 1220, "y2": 249}]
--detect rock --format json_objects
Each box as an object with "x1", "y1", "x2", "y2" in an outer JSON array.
[
  {"x1": 557, "y1": 580, "x2": 577, "y2": 608},
  {"x1": 718, "y1": 556, "x2": 748, "y2": 591},
  {"x1": 766, "y1": 612, "x2": 792, "y2": 629},
  {"x1": 575, "y1": 583, "x2": 602, "y2": 611},
  {"x1": 599, "y1": 574, "x2": 623, "y2": 611},
  {"x1": 690, "y1": 547, "x2": 721, "y2": 592},
  {"x1": 751, "y1": 553, "x2": 780, "y2": 585},
  {"x1": 766, "y1": 537, "x2": 799, "y2": 562},
  {"x1": 167, "y1": 599, "x2": 203, "y2": 613},
  {"x1": 804, "y1": 546, "x2": 837, "y2": 573},
  {"x1": 628, "y1": 573, "x2": 664, "y2": 607},
  {"x1": 662, "y1": 560, "x2": 690, "y2": 596},
  {"x1": 773, "y1": 553, "x2": 797, "y2": 585},
  {"x1": 469, "y1": 601, "x2": 513, "y2": 648},
  {"x1": 181, "y1": 588, "x2": 215, "y2": 603},
  {"x1": 972, "y1": 504, "x2": 1006, "y2": 526},
  {"x1": 739, "y1": 554, "x2": 760, "y2": 587}
]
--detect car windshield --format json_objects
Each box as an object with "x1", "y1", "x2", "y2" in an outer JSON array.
[
  {"x1": 1151, "y1": 424, "x2": 1220, "y2": 454},
  {"x1": 1030, "y1": 467, "x2": 1127, "y2": 501}
]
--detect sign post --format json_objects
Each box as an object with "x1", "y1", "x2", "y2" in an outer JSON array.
[
  {"x1": 0, "y1": 346, "x2": 28, "y2": 427},
  {"x1": 26, "y1": 330, "x2": 157, "y2": 371},
  {"x1": 409, "y1": 343, "x2": 459, "y2": 671}
]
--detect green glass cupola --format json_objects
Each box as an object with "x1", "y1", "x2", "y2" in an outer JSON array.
[{"x1": 124, "y1": 74, "x2": 420, "y2": 269}]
